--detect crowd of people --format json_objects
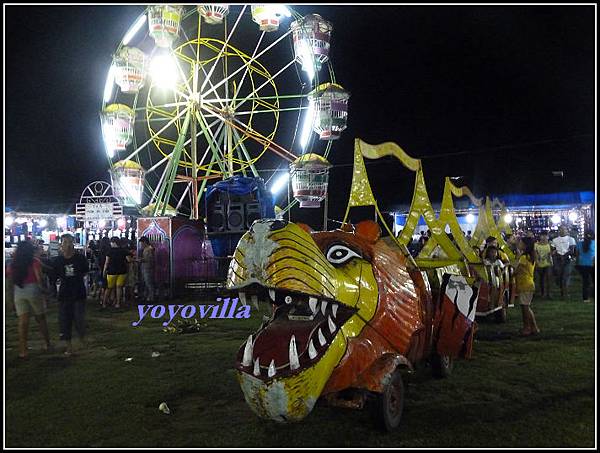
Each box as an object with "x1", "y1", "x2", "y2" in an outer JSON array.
[
  {"x1": 406, "y1": 225, "x2": 595, "y2": 336},
  {"x1": 6, "y1": 224, "x2": 595, "y2": 357},
  {"x1": 6, "y1": 234, "x2": 155, "y2": 358}
]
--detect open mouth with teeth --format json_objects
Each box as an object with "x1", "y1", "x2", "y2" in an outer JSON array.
[{"x1": 234, "y1": 285, "x2": 357, "y2": 380}]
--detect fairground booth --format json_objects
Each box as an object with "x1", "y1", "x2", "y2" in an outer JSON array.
[{"x1": 392, "y1": 190, "x2": 595, "y2": 241}]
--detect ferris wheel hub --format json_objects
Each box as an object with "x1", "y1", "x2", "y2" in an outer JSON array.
[{"x1": 189, "y1": 92, "x2": 201, "y2": 105}]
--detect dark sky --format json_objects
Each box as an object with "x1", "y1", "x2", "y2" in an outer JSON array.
[{"x1": 5, "y1": 5, "x2": 595, "y2": 223}]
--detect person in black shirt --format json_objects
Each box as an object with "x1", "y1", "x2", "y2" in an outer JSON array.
[
  {"x1": 52, "y1": 234, "x2": 89, "y2": 356},
  {"x1": 102, "y1": 237, "x2": 131, "y2": 309}
]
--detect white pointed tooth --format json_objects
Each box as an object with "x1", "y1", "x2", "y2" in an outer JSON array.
[
  {"x1": 332, "y1": 303, "x2": 338, "y2": 318},
  {"x1": 269, "y1": 289, "x2": 276, "y2": 302},
  {"x1": 239, "y1": 292, "x2": 247, "y2": 306},
  {"x1": 251, "y1": 295, "x2": 259, "y2": 311},
  {"x1": 285, "y1": 295, "x2": 293, "y2": 304},
  {"x1": 242, "y1": 335, "x2": 253, "y2": 367},
  {"x1": 253, "y1": 357, "x2": 260, "y2": 376},
  {"x1": 308, "y1": 339, "x2": 317, "y2": 360},
  {"x1": 318, "y1": 328, "x2": 327, "y2": 346},
  {"x1": 321, "y1": 300, "x2": 328, "y2": 316},
  {"x1": 289, "y1": 335, "x2": 300, "y2": 370},
  {"x1": 268, "y1": 359, "x2": 276, "y2": 378},
  {"x1": 328, "y1": 316, "x2": 336, "y2": 334},
  {"x1": 309, "y1": 297, "x2": 318, "y2": 314}
]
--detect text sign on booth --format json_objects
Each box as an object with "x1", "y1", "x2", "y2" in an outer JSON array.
[{"x1": 85, "y1": 203, "x2": 116, "y2": 221}]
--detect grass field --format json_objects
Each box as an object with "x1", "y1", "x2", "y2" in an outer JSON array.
[{"x1": 5, "y1": 277, "x2": 596, "y2": 448}]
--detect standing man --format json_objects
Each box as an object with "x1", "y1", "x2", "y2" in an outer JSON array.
[
  {"x1": 52, "y1": 234, "x2": 89, "y2": 356},
  {"x1": 138, "y1": 236, "x2": 155, "y2": 303},
  {"x1": 551, "y1": 225, "x2": 577, "y2": 299}
]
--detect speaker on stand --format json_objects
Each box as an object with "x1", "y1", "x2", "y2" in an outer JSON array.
[
  {"x1": 227, "y1": 201, "x2": 245, "y2": 232},
  {"x1": 245, "y1": 202, "x2": 261, "y2": 229},
  {"x1": 206, "y1": 200, "x2": 227, "y2": 233}
]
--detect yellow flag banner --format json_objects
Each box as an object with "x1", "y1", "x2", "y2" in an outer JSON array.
[
  {"x1": 419, "y1": 177, "x2": 480, "y2": 263},
  {"x1": 448, "y1": 179, "x2": 483, "y2": 208},
  {"x1": 398, "y1": 167, "x2": 463, "y2": 263},
  {"x1": 345, "y1": 138, "x2": 378, "y2": 210},
  {"x1": 357, "y1": 139, "x2": 421, "y2": 172}
]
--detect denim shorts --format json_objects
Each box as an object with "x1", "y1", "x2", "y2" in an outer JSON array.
[{"x1": 14, "y1": 283, "x2": 46, "y2": 317}]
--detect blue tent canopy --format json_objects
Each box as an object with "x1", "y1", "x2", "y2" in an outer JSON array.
[
  {"x1": 495, "y1": 191, "x2": 595, "y2": 209},
  {"x1": 205, "y1": 176, "x2": 275, "y2": 218}
]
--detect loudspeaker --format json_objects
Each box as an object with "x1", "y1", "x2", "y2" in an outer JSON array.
[
  {"x1": 207, "y1": 201, "x2": 227, "y2": 232},
  {"x1": 245, "y1": 202, "x2": 261, "y2": 229},
  {"x1": 227, "y1": 202, "x2": 245, "y2": 232}
]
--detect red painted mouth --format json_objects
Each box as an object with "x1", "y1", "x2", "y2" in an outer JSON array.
[{"x1": 233, "y1": 285, "x2": 356, "y2": 381}]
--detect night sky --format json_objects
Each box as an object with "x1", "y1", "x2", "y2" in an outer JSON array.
[{"x1": 5, "y1": 5, "x2": 595, "y2": 225}]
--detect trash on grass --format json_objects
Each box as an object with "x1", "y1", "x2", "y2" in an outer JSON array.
[{"x1": 159, "y1": 402, "x2": 170, "y2": 414}]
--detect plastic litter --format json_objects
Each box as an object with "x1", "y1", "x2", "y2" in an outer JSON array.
[{"x1": 159, "y1": 402, "x2": 170, "y2": 414}]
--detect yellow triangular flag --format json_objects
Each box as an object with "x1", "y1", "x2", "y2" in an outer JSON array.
[{"x1": 346, "y1": 138, "x2": 378, "y2": 209}]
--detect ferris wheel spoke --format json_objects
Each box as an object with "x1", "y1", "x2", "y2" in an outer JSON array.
[
  {"x1": 146, "y1": 106, "x2": 179, "y2": 118},
  {"x1": 135, "y1": 101, "x2": 187, "y2": 112},
  {"x1": 182, "y1": 117, "x2": 223, "y2": 150},
  {"x1": 122, "y1": 105, "x2": 189, "y2": 163},
  {"x1": 202, "y1": 105, "x2": 296, "y2": 163},
  {"x1": 175, "y1": 182, "x2": 192, "y2": 212},
  {"x1": 178, "y1": 25, "x2": 200, "y2": 67},
  {"x1": 200, "y1": 5, "x2": 247, "y2": 94},
  {"x1": 233, "y1": 105, "x2": 309, "y2": 116},
  {"x1": 231, "y1": 31, "x2": 265, "y2": 106},
  {"x1": 171, "y1": 53, "x2": 194, "y2": 96},
  {"x1": 153, "y1": 110, "x2": 193, "y2": 216},
  {"x1": 198, "y1": 63, "x2": 227, "y2": 109},
  {"x1": 201, "y1": 27, "x2": 293, "y2": 101},
  {"x1": 233, "y1": 59, "x2": 296, "y2": 113},
  {"x1": 194, "y1": 110, "x2": 227, "y2": 175}
]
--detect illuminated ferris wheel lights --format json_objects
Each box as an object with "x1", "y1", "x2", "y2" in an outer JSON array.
[
  {"x1": 296, "y1": 42, "x2": 316, "y2": 81},
  {"x1": 150, "y1": 54, "x2": 179, "y2": 90},
  {"x1": 299, "y1": 102, "x2": 316, "y2": 150},
  {"x1": 122, "y1": 14, "x2": 147, "y2": 46},
  {"x1": 251, "y1": 4, "x2": 291, "y2": 32},
  {"x1": 276, "y1": 5, "x2": 292, "y2": 17},
  {"x1": 271, "y1": 172, "x2": 290, "y2": 195}
]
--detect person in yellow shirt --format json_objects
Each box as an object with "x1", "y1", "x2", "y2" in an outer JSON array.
[
  {"x1": 513, "y1": 237, "x2": 540, "y2": 336},
  {"x1": 534, "y1": 232, "x2": 553, "y2": 299}
]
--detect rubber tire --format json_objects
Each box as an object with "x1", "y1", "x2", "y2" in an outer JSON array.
[
  {"x1": 431, "y1": 353, "x2": 454, "y2": 379},
  {"x1": 377, "y1": 368, "x2": 405, "y2": 432}
]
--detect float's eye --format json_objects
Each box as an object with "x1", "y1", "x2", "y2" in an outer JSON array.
[{"x1": 326, "y1": 244, "x2": 361, "y2": 265}]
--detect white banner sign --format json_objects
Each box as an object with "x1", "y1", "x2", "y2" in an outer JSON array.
[{"x1": 84, "y1": 203, "x2": 116, "y2": 221}]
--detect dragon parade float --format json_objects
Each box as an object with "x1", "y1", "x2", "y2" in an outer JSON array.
[
  {"x1": 99, "y1": 4, "x2": 517, "y2": 431},
  {"x1": 227, "y1": 138, "x2": 517, "y2": 431}
]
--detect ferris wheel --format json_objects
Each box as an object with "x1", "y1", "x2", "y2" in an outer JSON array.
[{"x1": 101, "y1": 4, "x2": 350, "y2": 220}]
